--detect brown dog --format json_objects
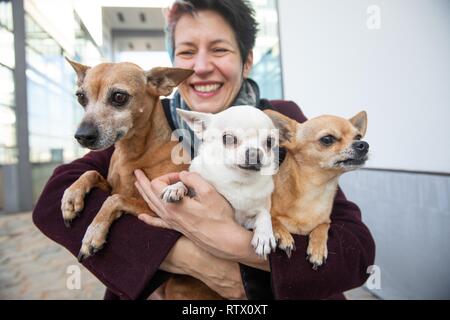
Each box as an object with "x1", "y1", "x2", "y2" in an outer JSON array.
[
  {"x1": 62, "y1": 59, "x2": 223, "y2": 300},
  {"x1": 265, "y1": 110, "x2": 369, "y2": 269},
  {"x1": 61, "y1": 59, "x2": 193, "y2": 260}
]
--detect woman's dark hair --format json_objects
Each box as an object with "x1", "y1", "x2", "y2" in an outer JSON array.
[{"x1": 165, "y1": 0, "x2": 258, "y2": 63}]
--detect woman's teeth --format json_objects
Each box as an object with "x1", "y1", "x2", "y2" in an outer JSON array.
[{"x1": 193, "y1": 84, "x2": 221, "y2": 93}]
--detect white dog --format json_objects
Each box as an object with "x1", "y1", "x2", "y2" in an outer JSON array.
[{"x1": 162, "y1": 106, "x2": 278, "y2": 259}]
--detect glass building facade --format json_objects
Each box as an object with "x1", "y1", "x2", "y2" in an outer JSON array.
[
  {"x1": 25, "y1": 12, "x2": 101, "y2": 202},
  {"x1": 0, "y1": 1, "x2": 101, "y2": 211},
  {"x1": 249, "y1": 0, "x2": 283, "y2": 100},
  {"x1": 0, "y1": 1, "x2": 16, "y2": 165}
]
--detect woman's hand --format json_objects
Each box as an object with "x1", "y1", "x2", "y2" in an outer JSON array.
[
  {"x1": 134, "y1": 169, "x2": 270, "y2": 270},
  {"x1": 160, "y1": 236, "x2": 246, "y2": 300}
]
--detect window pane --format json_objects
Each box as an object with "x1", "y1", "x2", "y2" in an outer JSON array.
[
  {"x1": 249, "y1": 0, "x2": 283, "y2": 100},
  {"x1": 0, "y1": 27, "x2": 15, "y2": 68}
]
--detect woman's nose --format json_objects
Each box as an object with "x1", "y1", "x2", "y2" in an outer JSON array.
[{"x1": 193, "y1": 51, "x2": 214, "y2": 75}]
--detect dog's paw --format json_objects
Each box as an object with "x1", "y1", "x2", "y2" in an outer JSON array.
[
  {"x1": 306, "y1": 240, "x2": 328, "y2": 270},
  {"x1": 161, "y1": 182, "x2": 188, "y2": 203},
  {"x1": 274, "y1": 228, "x2": 296, "y2": 258},
  {"x1": 77, "y1": 222, "x2": 108, "y2": 262},
  {"x1": 251, "y1": 230, "x2": 277, "y2": 260},
  {"x1": 61, "y1": 187, "x2": 86, "y2": 228}
]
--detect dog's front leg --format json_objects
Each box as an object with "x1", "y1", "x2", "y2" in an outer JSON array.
[
  {"x1": 307, "y1": 223, "x2": 330, "y2": 270},
  {"x1": 61, "y1": 170, "x2": 111, "y2": 227},
  {"x1": 271, "y1": 216, "x2": 296, "y2": 258},
  {"x1": 251, "y1": 208, "x2": 277, "y2": 260},
  {"x1": 77, "y1": 195, "x2": 151, "y2": 261}
]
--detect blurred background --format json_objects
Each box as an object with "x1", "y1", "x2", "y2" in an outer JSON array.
[{"x1": 0, "y1": 0, "x2": 448, "y2": 299}]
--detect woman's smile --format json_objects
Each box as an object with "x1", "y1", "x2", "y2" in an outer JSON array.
[{"x1": 190, "y1": 81, "x2": 223, "y2": 97}]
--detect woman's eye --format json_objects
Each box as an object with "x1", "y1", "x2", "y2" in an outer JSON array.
[
  {"x1": 319, "y1": 135, "x2": 336, "y2": 146},
  {"x1": 214, "y1": 48, "x2": 228, "y2": 52},
  {"x1": 223, "y1": 134, "x2": 238, "y2": 146},
  {"x1": 112, "y1": 92, "x2": 129, "y2": 106},
  {"x1": 213, "y1": 48, "x2": 229, "y2": 55},
  {"x1": 266, "y1": 136, "x2": 275, "y2": 149},
  {"x1": 177, "y1": 50, "x2": 194, "y2": 57},
  {"x1": 76, "y1": 93, "x2": 87, "y2": 107}
]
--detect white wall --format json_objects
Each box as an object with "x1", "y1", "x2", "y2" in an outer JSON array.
[{"x1": 278, "y1": 0, "x2": 450, "y2": 173}]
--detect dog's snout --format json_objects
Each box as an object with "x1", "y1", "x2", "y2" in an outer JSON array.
[
  {"x1": 75, "y1": 123, "x2": 99, "y2": 146},
  {"x1": 245, "y1": 148, "x2": 263, "y2": 165},
  {"x1": 352, "y1": 141, "x2": 369, "y2": 155}
]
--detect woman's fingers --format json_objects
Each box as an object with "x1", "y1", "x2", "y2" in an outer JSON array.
[
  {"x1": 135, "y1": 169, "x2": 182, "y2": 196},
  {"x1": 179, "y1": 171, "x2": 213, "y2": 196},
  {"x1": 135, "y1": 181, "x2": 156, "y2": 209},
  {"x1": 134, "y1": 174, "x2": 168, "y2": 218},
  {"x1": 134, "y1": 169, "x2": 153, "y2": 190},
  {"x1": 158, "y1": 171, "x2": 182, "y2": 185},
  {"x1": 138, "y1": 214, "x2": 171, "y2": 229}
]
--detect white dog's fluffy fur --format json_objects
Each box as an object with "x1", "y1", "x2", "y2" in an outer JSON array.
[{"x1": 162, "y1": 106, "x2": 278, "y2": 258}]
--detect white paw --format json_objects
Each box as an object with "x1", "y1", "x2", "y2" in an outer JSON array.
[
  {"x1": 61, "y1": 187, "x2": 86, "y2": 228},
  {"x1": 251, "y1": 230, "x2": 277, "y2": 260},
  {"x1": 161, "y1": 182, "x2": 188, "y2": 203},
  {"x1": 77, "y1": 222, "x2": 108, "y2": 262}
]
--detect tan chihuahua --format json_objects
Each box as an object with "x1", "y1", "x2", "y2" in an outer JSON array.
[
  {"x1": 265, "y1": 110, "x2": 369, "y2": 269},
  {"x1": 61, "y1": 58, "x2": 193, "y2": 261}
]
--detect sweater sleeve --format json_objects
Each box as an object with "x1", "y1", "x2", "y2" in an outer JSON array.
[
  {"x1": 32, "y1": 147, "x2": 181, "y2": 299},
  {"x1": 257, "y1": 100, "x2": 375, "y2": 299}
]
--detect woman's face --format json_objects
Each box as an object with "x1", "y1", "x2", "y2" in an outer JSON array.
[{"x1": 173, "y1": 10, "x2": 253, "y2": 113}]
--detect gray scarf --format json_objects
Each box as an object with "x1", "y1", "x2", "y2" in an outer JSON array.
[{"x1": 169, "y1": 78, "x2": 260, "y2": 158}]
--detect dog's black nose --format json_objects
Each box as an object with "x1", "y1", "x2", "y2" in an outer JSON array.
[
  {"x1": 75, "y1": 123, "x2": 98, "y2": 146},
  {"x1": 245, "y1": 148, "x2": 263, "y2": 165},
  {"x1": 352, "y1": 141, "x2": 369, "y2": 155}
]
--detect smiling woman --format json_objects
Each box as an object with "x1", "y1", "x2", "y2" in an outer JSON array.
[
  {"x1": 173, "y1": 10, "x2": 252, "y2": 113},
  {"x1": 33, "y1": 0, "x2": 375, "y2": 301}
]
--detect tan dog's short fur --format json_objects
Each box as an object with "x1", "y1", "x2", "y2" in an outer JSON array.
[
  {"x1": 62, "y1": 59, "x2": 225, "y2": 300},
  {"x1": 265, "y1": 110, "x2": 369, "y2": 269},
  {"x1": 61, "y1": 60, "x2": 193, "y2": 259}
]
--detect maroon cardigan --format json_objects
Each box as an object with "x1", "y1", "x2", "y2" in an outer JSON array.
[{"x1": 32, "y1": 100, "x2": 375, "y2": 300}]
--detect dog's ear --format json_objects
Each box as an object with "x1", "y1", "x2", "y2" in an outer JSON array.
[
  {"x1": 145, "y1": 67, "x2": 194, "y2": 97},
  {"x1": 176, "y1": 109, "x2": 212, "y2": 138},
  {"x1": 65, "y1": 57, "x2": 90, "y2": 86},
  {"x1": 264, "y1": 110, "x2": 298, "y2": 147},
  {"x1": 349, "y1": 111, "x2": 367, "y2": 137}
]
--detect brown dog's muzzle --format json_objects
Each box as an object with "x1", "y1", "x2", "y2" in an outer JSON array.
[{"x1": 75, "y1": 122, "x2": 99, "y2": 148}]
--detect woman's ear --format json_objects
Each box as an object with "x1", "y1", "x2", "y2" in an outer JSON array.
[{"x1": 243, "y1": 50, "x2": 254, "y2": 78}]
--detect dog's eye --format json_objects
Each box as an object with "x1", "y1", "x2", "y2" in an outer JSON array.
[
  {"x1": 112, "y1": 92, "x2": 129, "y2": 107},
  {"x1": 266, "y1": 136, "x2": 275, "y2": 149},
  {"x1": 76, "y1": 92, "x2": 87, "y2": 107},
  {"x1": 222, "y1": 134, "x2": 237, "y2": 146},
  {"x1": 354, "y1": 134, "x2": 362, "y2": 140},
  {"x1": 320, "y1": 135, "x2": 336, "y2": 146}
]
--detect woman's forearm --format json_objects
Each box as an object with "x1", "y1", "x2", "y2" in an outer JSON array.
[
  {"x1": 184, "y1": 219, "x2": 271, "y2": 272},
  {"x1": 223, "y1": 224, "x2": 271, "y2": 271},
  {"x1": 160, "y1": 236, "x2": 246, "y2": 299}
]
